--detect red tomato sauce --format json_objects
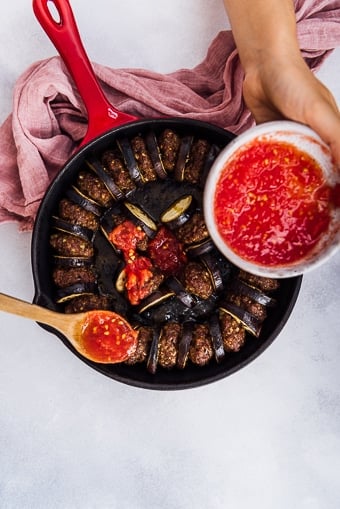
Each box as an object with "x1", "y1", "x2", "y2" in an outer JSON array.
[
  {"x1": 80, "y1": 310, "x2": 137, "y2": 363},
  {"x1": 148, "y1": 226, "x2": 187, "y2": 276},
  {"x1": 214, "y1": 139, "x2": 334, "y2": 267},
  {"x1": 124, "y1": 256, "x2": 154, "y2": 305},
  {"x1": 108, "y1": 220, "x2": 157, "y2": 305},
  {"x1": 108, "y1": 220, "x2": 145, "y2": 256}
]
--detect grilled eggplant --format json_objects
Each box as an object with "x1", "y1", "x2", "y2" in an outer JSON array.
[
  {"x1": 174, "y1": 135, "x2": 194, "y2": 182},
  {"x1": 123, "y1": 201, "x2": 158, "y2": 238},
  {"x1": 65, "y1": 187, "x2": 103, "y2": 217},
  {"x1": 77, "y1": 170, "x2": 114, "y2": 208},
  {"x1": 86, "y1": 158, "x2": 125, "y2": 200},
  {"x1": 209, "y1": 313, "x2": 225, "y2": 363},
  {"x1": 177, "y1": 321, "x2": 194, "y2": 369},
  {"x1": 144, "y1": 130, "x2": 167, "y2": 179},
  {"x1": 137, "y1": 288, "x2": 175, "y2": 314},
  {"x1": 131, "y1": 135, "x2": 158, "y2": 182},
  {"x1": 182, "y1": 138, "x2": 210, "y2": 185},
  {"x1": 117, "y1": 137, "x2": 143, "y2": 185},
  {"x1": 160, "y1": 194, "x2": 195, "y2": 230},
  {"x1": 100, "y1": 148, "x2": 136, "y2": 196},
  {"x1": 52, "y1": 216, "x2": 95, "y2": 243},
  {"x1": 166, "y1": 276, "x2": 197, "y2": 308},
  {"x1": 219, "y1": 301, "x2": 262, "y2": 338},
  {"x1": 56, "y1": 282, "x2": 98, "y2": 304}
]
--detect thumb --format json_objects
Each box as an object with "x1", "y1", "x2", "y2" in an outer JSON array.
[{"x1": 306, "y1": 101, "x2": 340, "y2": 170}]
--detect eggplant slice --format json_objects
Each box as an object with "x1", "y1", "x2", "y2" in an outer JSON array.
[
  {"x1": 144, "y1": 130, "x2": 167, "y2": 180},
  {"x1": 86, "y1": 158, "x2": 125, "y2": 201},
  {"x1": 123, "y1": 201, "x2": 158, "y2": 238},
  {"x1": 160, "y1": 194, "x2": 196, "y2": 230}
]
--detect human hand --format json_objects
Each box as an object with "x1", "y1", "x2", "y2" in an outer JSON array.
[
  {"x1": 242, "y1": 52, "x2": 340, "y2": 167},
  {"x1": 222, "y1": 0, "x2": 340, "y2": 168}
]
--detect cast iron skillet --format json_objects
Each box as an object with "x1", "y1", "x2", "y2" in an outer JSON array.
[{"x1": 31, "y1": 0, "x2": 302, "y2": 390}]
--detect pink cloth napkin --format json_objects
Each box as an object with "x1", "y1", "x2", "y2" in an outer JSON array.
[{"x1": 1, "y1": 0, "x2": 340, "y2": 230}]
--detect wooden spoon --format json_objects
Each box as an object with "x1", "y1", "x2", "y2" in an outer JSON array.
[{"x1": 0, "y1": 292, "x2": 138, "y2": 364}]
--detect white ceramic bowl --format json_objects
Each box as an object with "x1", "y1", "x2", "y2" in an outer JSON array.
[{"x1": 203, "y1": 121, "x2": 340, "y2": 278}]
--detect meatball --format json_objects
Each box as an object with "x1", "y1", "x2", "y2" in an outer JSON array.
[
  {"x1": 183, "y1": 138, "x2": 210, "y2": 184},
  {"x1": 176, "y1": 212, "x2": 209, "y2": 245},
  {"x1": 77, "y1": 170, "x2": 113, "y2": 207},
  {"x1": 226, "y1": 293, "x2": 267, "y2": 321},
  {"x1": 238, "y1": 270, "x2": 280, "y2": 293},
  {"x1": 125, "y1": 326, "x2": 153, "y2": 365},
  {"x1": 158, "y1": 129, "x2": 180, "y2": 172},
  {"x1": 131, "y1": 136, "x2": 157, "y2": 182},
  {"x1": 219, "y1": 311, "x2": 246, "y2": 352},
  {"x1": 101, "y1": 148, "x2": 135, "y2": 194},
  {"x1": 158, "y1": 322, "x2": 181, "y2": 369},
  {"x1": 183, "y1": 261, "x2": 214, "y2": 300},
  {"x1": 52, "y1": 266, "x2": 96, "y2": 288},
  {"x1": 58, "y1": 198, "x2": 99, "y2": 231},
  {"x1": 64, "y1": 294, "x2": 111, "y2": 314},
  {"x1": 189, "y1": 323, "x2": 213, "y2": 366},
  {"x1": 49, "y1": 233, "x2": 94, "y2": 258}
]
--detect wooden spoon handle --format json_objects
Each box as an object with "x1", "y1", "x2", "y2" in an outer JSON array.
[{"x1": 0, "y1": 292, "x2": 61, "y2": 328}]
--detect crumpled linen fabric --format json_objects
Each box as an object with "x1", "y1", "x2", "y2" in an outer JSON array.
[{"x1": 1, "y1": 0, "x2": 340, "y2": 230}]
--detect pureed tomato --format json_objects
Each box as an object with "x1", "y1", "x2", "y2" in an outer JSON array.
[
  {"x1": 80, "y1": 310, "x2": 138, "y2": 363},
  {"x1": 214, "y1": 138, "x2": 335, "y2": 267},
  {"x1": 148, "y1": 226, "x2": 187, "y2": 276},
  {"x1": 109, "y1": 220, "x2": 154, "y2": 305}
]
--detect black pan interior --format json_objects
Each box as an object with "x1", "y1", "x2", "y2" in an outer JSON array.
[{"x1": 31, "y1": 118, "x2": 302, "y2": 390}]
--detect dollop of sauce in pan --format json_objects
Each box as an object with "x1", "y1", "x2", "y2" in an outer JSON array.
[
  {"x1": 109, "y1": 220, "x2": 155, "y2": 305},
  {"x1": 148, "y1": 226, "x2": 187, "y2": 276}
]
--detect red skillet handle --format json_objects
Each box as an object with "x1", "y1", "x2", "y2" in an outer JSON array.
[{"x1": 32, "y1": 0, "x2": 138, "y2": 146}]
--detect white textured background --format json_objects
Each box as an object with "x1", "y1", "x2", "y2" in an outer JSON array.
[{"x1": 0, "y1": 1, "x2": 339, "y2": 508}]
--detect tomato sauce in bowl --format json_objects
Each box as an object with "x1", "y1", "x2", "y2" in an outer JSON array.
[
  {"x1": 204, "y1": 121, "x2": 340, "y2": 277},
  {"x1": 214, "y1": 139, "x2": 333, "y2": 266}
]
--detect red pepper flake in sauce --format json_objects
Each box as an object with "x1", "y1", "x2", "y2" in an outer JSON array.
[
  {"x1": 148, "y1": 226, "x2": 187, "y2": 276},
  {"x1": 80, "y1": 310, "x2": 138, "y2": 363},
  {"x1": 214, "y1": 139, "x2": 335, "y2": 267}
]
